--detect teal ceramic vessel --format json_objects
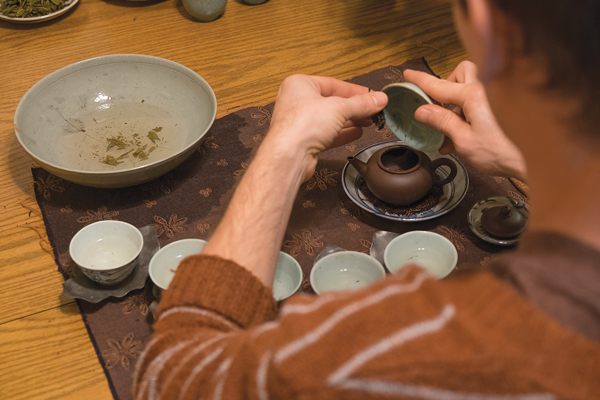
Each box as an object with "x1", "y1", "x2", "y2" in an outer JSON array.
[{"x1": 381, "y1": 82, "x2": 445, "y2": 153}]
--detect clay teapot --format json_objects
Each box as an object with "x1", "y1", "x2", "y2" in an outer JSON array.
[{"x1": 347, "y1": 145, "x2": 458, "y2": 206}]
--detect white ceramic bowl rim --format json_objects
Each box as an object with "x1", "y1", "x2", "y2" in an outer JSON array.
[
  {"x1": 310, "y1": 251, "x2": 386, "y2": 295},
  {"x1": 69, "y1": 220, "x2": 144, "y2": 270},
  {"x1": 383, "y1": 230, "x2": 458, "y2": 278},
  {"x1": 149, "y1": 238, "x2": 208, "y2": 290},
  {"x1": 276, "y1": 251, "x2": 303, "y2": 300},
  {"x1": 14, "y1": 54, "x2": 217, "y2": 176}
]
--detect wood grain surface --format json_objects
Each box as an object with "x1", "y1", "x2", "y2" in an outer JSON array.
[{"x1": 0, "y1": 0, "x2": 467, "y2": 398}]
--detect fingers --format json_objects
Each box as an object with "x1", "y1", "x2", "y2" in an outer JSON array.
[
  {"x1": 335, "y1": 91, "x2": 388, "y2": 122},
  {"x1": 446, "y1": 61, "x2": 478, "y2": 84},
  {"x1": 404, "y1": 69, "x2": 468, "y2": 106},
  {"x1": 310, "y1": 76, "x2": 372, "y2": 99},
  {"x1": 328, "y1": 126, "x2": 364, "y2": 149},
  {"x1": 343, "y1": 118, "x2": 372, "y2": 128},
  {"x1": 438, "y1": 136, "x2": 456, "y2": 155},
  {"x1": 414, "y1": 104, "x2": 471, "y2": 142}
]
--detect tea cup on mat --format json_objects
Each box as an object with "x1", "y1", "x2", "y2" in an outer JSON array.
[
  {"x1": 384, "y1": 231, "x2": 457, "y2": 279},
  {"x1": 149, "y1": 239, "x2": 208, "y2": 291},
  {"x1": 273, "y1": 252, "x2": 303, "y2": 301},
  {"x1": 69, "y1": 221, "x2": 144, "y2": 286},
  {"x1": 150, "y1": 240, "x2": 302, "y2": 301},
  {"x1": 310, "y1": 251, "x2": 386, "y2": 295}
]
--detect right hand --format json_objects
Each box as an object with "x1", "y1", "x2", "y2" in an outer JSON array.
[
  {"x1": 404, "y1": 62, "x2": 527, "y2": 182},
  {"x1": 266, "y1": 74, "x2": 387, "y2": 183}
]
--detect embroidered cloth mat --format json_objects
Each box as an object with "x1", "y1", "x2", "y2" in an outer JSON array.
[{"x1": 31, "y1": 58, "x2": 526, "y2": 400}]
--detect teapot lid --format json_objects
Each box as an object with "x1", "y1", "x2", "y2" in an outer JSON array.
[
  {"x1": 481, "y1": 204, "x2": 528, "y2": 239},
  {"x1": 381, "y1": 82, "x2": 444, "y2": 153}
]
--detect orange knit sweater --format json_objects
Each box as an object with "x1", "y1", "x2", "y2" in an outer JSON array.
[{"x1": 134, "y1": 234, "x2": 600, "y2": 400}]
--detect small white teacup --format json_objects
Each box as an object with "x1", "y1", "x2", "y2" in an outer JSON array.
[
  {"x1": 310, "y1": 251, "x2": 386, "y2": 295},
  {"x1": 384, "y1": 231, "x2": 457, "y2": 279},
  {"x1": 273, "y1": 252, "x2": 303, "y2": 301},
  {"x1": 150, "y1": 241, "x2": 302, "y2": 302},
  {"x1": 149, "y1": 239, "x2": 208, "y2": 291},
  {"x1": 69, "y1": 220, "x2": 144, "y2": 286}
]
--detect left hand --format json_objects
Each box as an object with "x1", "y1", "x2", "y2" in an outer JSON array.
[{"x1": 267, "y1": 75, "x2": 388, "y2": 182}]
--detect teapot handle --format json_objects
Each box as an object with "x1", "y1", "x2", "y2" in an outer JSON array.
[{"x1": 430, "y1": 158, "x2": 458, "y2": 186}]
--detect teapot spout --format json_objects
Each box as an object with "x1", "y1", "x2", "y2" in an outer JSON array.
[{"x1": 347, "y1": 156, "x2": 367, "y2": 177}]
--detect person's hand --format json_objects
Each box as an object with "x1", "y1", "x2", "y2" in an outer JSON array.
[
  {"x1": 404, "y1": 62, "x2": 527, "y2": 181},
  {"x1": 266, "y1": 75, "x2": 388, "y2": 182}
]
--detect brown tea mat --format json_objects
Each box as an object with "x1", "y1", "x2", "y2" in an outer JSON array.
[
  {"x1": 509, "y1": 177, "x2": 529, "y2": 197},
  {"x1": 31, "y1": 58, "x2": 520, "y2": 400}
]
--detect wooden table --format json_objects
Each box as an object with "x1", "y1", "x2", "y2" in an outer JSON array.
[{"x1": 0, "y1": 1, "x2": 467, "y2": 398}]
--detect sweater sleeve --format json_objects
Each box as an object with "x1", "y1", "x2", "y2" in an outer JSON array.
[{"x1": 133, "y1": 255, "x2": 600, "y2": 400}]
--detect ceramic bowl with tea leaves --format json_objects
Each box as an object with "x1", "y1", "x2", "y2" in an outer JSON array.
[
  {"x1": 0, "y1": 0, "x2": 79, "y2": 23},
  {"x1": 15, "y1": 54, "x2": 217, "y2": 188}
]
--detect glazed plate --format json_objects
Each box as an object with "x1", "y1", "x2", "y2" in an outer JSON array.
[
  {"x1": 468, "y1": 196, "x2": 529, "y2": 246},
  {"x1": 0, "y1": 0, "x2": 79, "y2": 23},
  {"x1": 342, "y1": 141, "x2": 469, "y2": 222}
]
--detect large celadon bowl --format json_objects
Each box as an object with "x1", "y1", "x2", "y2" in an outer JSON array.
[{"x1": 15, "y1": 54, "x2": 217, "y2": 188}]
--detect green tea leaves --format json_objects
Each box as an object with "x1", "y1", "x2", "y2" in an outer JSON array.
[{"x1": 0, "y1": 0, "x2": 65, "y2": 18}]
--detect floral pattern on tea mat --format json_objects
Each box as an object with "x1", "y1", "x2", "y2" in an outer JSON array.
[
  {"x1": 360, "y1": 239, "x2": 372, "y2": 254},
  {"x1": 151, "y1": 214, "x2": 187, "y2": 239},
  {"x1": 348, "y1": 223, "x2": 360, "y2": 231},
  {"x1": 77, "y1": 206, "x2": 119, "y2": 225},
  {"x1": 306, "y1": 168, "x2": 337, "y2": 191},
  {"x1": 377, "y1": 124, "x2": 395, "y2": 140},
  {"x1": 34, "y1": 173, "x2": 66, "y2": 200},
  {"x1": 384, "y1": 65, "x2": 406, "y2": 83},
  {"x1": 436, "y1": 223, "x2": 469, "y2": 252},
  {"x1": 507, "y1": 190, "x2": 529, "y2": 204},
  {"x1": 198, "y1": 135, "x2": 219, "y2": 155},
  {"x1": 101, "y1": 332, "x2": 143, "y2": 370},
  {"x1": 234, "y1": 162, "x2": 249, "y2": 176},
  {"x1": 284, "y1": 230, "x2": 325, "y2": 256},
  {"x1": 199, "y1": 188, "x2": 212, "y2": 197},
  {"x1": 197, "y1": 223, "x2": 211, "y2": 234},
  {"x1": 302, "y1": 200, "x2": 316, "y2": 208},
  {"x1": 121, "y1": 288, "x2": 152, "y2": 316},
  {"x1": 251, "y1": 106, "x2": 273, "y2": 126},
  {"x1": 340, "y1": 200, "x2": 363, "y2": 220},
  {"x1": 140, "y1": 173, "x2": 175, "y2": 196}
]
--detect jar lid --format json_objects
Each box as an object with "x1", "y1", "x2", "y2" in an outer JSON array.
[{"x1": 381, "y1": 82, "x2": 444, "y2": 153}]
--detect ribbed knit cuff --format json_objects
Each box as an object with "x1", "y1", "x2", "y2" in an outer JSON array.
[{"x1": 157, "y1": 254, "x2": 278, "y2": 328}]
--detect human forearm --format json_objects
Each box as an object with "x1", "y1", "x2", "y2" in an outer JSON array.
[{"x1": 202, "y1": 134, "x2": 307, "y2": 287}]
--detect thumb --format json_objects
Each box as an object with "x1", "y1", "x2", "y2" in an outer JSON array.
[
  {"x1": 414, "y1": 104, "x2": 470, "y2": 141},
  {"x1": 338, "y1": 91, "x2": 388, "y2": 120}
]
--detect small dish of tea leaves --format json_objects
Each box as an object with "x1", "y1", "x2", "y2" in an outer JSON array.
[{"x1": 0, "y1": 0, "x2": 78, "y2": 23}]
